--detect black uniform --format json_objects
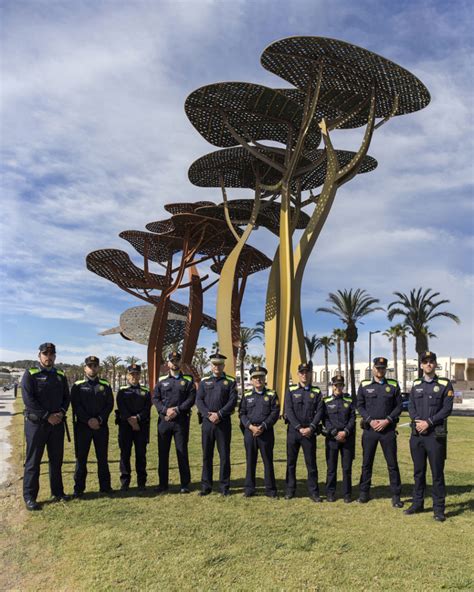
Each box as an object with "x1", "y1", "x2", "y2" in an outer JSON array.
[
  {"x1": 357, "y1": 378, "x2": 403, "y2": 497},
  {"x1": 196, "y1": 373, "x2": 238, "y2": 493},
  {"x1": 21, "y1": 366, "x2": 70, "y2": 502},
  {"x1": 70, "y1": 377, "x2": 114, "y2": 494},
  {"x1": 152, "y1": 373, "x2": 196, "y2": 489},
  {"x1": 239, "y1": 387, "x2": 280, "y2": 495},
  {"x1": 284, "y1": 384, "x2": 323, "y2": 496},
  {"x1": 322, "y1": 393, "x2": 356, "y2": 497},
  {"x1": 116, "y1": 383, "x2": 151, "y2": 488},
  {"x1": 408, "y1": 375, "x2": 454, "y2": 513}
]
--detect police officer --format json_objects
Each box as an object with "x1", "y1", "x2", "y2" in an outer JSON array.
[
  {"x1": 357, "y1": 357, "x2": 403, "y2": 507},
  {"x1": 322, "y1": 375, "x2": 356, "y2": 503},
  {"x1": 239, "y1": 366, "x2": 279, "y2": 498},
  {"x1": 71, "y1": 356, "x2": 114, "y2": 497},
  {"x1": 404, "y1": 351, "x2": 454, "y2": 522},
  {"x1": 116, "y1": 364, "x2": 151, "y2": 491},
  {"x1": 196, "y1": 352, "x2": 238, "y2": 496},
  {"x1": 152, "y1": 351, "x2": 196, "y2": 493},
  {"x1": 21, "y1": 342, "x2": 70, "y2": 510},
  {"x1": 284, "y1": 361, "x2": 323, "y2": 502}
]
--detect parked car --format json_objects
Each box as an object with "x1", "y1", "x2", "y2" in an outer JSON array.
[{"x1": 401, "y1": 392, "x2": 410, "y2": 412}]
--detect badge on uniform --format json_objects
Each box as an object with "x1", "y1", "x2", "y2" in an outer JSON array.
[
  {"x1": 99, "y1": 385, "x2": 104, "y2": 391},
  {"x1": 447, "y1": 390, "x2": 454, "y2": 397},
  {"x1": 385, "y1": 386, "x2": 391, "y2": 393},
  {"x1": 223, "y1": 380, "x2": 228, "y2": 385},
  {"x1": 433, "y1": 386, "x2": 440, "y2": 392},
  {"x1": 264, "y1": 396, "x2": 269, "y2": 401},
  {"x1": 180, "y1": 380, "x2": 185, "y2": 386},
  {"x1": 344, "y1": 403, "x2": 349, "y2": 408},
  {"x1": 310, "y1": 393, "x2": 315, "y2": 399}
]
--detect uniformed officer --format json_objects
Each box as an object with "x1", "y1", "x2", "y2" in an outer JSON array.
[
  {"x1": 404, "y1": 351, "x2": 454, "y2": 522},
  {"x1": 357, "y1": 357, "x2": 403, "y2": 507},
  {"x1": 21, "y1": 342, "x2": 70, "y2": 510},
  {"x1": 322, "y1": 374, "x2": 356, "y2": 503},
  {"x1": 116, "y1": 364, "x2": 151, "y2": 491},
  {"x1": 152, "y1": 351, "x2": 196, "y2": 493},
  {"x1": 196, "y1": 352, "x2": 238, "y2": 496},
  {"x1": 284, "y1": 361, "x2": 323, "y2": 502},
  {"x1": 239, "y1": 366, "x2": 280, "y2": 498},
  {"x1": 71, "y1": 356, "x2": 114, "y2": 497}
]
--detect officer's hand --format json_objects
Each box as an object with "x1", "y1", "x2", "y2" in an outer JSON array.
[
  {"x1": 415, "y1": 420, "x2": 429, "y2": 433},
  {"x1": 166, "y1": 408, "x2": 177, "y2": 420},
  {"x1": 208, "y1": 412, "x2": 220, "y2": 424},
  {"x1": 335, "y1": 431, "x2": 346, "y2": 442},
  {"x1": 128, "y1": 416, "x2": 140, "y2": 430},
  {"x1": 88, "y1": 418, "x2": 100, "y2": 430},
  {"x1": 374, "y1": 419, "x2": 390, "y2": 432},
  {"x1": 47, "y1": 414, "x2": 62, "y2": 425},
  {"x1": 300, "y1": 427, "x2": 312, "y2": 438},
  {"x1": 370, "y1": 420, "x2": 380, "y2": 430}
]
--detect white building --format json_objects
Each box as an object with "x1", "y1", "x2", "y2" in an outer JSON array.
[{"x1": 310, "y1": 357, "x2": 474, "y2": 393}]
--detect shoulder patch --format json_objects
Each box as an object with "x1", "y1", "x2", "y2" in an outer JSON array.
[
  {"x1": 387, "y1": 379, "x2": 398, "y2": 387},
  {"x1": 56, "y1": 369, "x2": 65, "y2": 377},
  {"x1": 74, "y1": 379, "x2": 86, "y2": 385},
  {"x1": 289, "y1": 385, "x2": 299, "y2": 391},
  {"x1": 311, "y1": 386, "x2": 321, "y2": 393},
  {"x1": 182, "y1": 375, "x2": 193, "y2": 382},
  {"x1": 140, "y1": 386, "x2": 150, "y2": 392},
  {"x1": 99, "y1": 378, "x2": 110, "y2": 386},
  {"x1": 244, "y1": 390, "x2": 253, "y2": 397},
  {"x1": 159, "y1": 375, "x2": 169, "y2": 381},
  {"x1": 361, "y1": 380, "x2": 371, "y2": 386},
  {"x1": 343, "y1": 396, "x2": 353, "y2": 403},
  {"x1": 323, "y1": 396, "x2": 334, "y2": 403},
  {"x1": 414, "y1": 379, "x2": 422, "y2": 386},
  {"x1": 28, "y1": 368, "x2": 40, "y2": 375},
  {"x1": 225, "y1": 374, "x2": 235, "y2": 382},
  {"x1": 437, "y1": 379, "x2": 449, "y2": 386},
  {"x1": 266, "y1": 389, "x2": 275, "y2": 395}
]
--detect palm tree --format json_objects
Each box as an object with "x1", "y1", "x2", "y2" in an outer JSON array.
[
  {"x1": 332, "y1": 328, "x2": 346, "y2": 373},
  {"x1": 104, "y1": 355, "x2": 122, "y2": 391},
  {"x1": 383, "y1": 326, "x2": 402, "y2": 381},
  {"x1": 317, "y1": 289, "x2": 383, "y2": 397},
  {"x1": 388, "y1": 288, "x2": 460, "y2": 377},
  {"x1": 304, "y1": 332, "x2": 322, "y2": 365},
  {"x1": 125, "y1": 355, "x2": 141, "y2": 367},
  {"x1": 318, "y1": 336, "x2": 334, "y2": 395},
  {"x1": 238, "y1": 327, "x2": 262, "y2": 396}
]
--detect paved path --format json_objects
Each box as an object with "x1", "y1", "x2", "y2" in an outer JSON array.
[{"x1": 0, "y1": 388, "x2": 18, "y2": 486}]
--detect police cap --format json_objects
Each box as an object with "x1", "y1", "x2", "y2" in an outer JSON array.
[
  {"x1": 298, "y1": 361, "x2": 313, "y2": 372},
  {"x1": 250, "y1": 365, "x2": 267, "y2": 379},
  {"x1": 332, "y1": 374, "x2": 345, "y2": 385},
  {"x1": 421, "y1": 351, "x2": 437, "y2": 362},
  {"x1": 373, "y1": 357, "x2": 388, "y2": 368},
  {"x1": 39, "y1": 342, "x2": 56, "y2": 353},
  {"x1": 167, "y1": 351, "x2": 181, "y2": 362},
  {"x1": 127, "y1": 363, "x2": 141, "y2": 373},
  {"x1": 210, "y1": 352, "x2": 227, "y2": 365},
  {"x1": 84, "y1": 355, "x2": 100, "y2": 365}
]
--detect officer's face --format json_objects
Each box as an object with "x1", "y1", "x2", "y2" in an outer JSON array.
[
  {"x1": 127, "y1": 371, "x2": 140, "y2": 385},
  {"x1": 298, "y1": 369, "x2": 311, "y2": 385},
  {"x1": 167, "y1": 359, "x2": 181, "y2": 373},
  {"x1": 38, "y1": 350, "x2": 56, "y2": 368},
  {"x1": 421, "y1": 359, "x2": 436, "y2": 376},
  {"x1": 332, "y1": 383, "x2": 344, "y2": 395},
  {"x1": 373, "y1": 365, "x2": 387, "y2": 380},
  {"x1": 84, "y1": 363, "x2": 99, "y2": 379},
  {"x1": 211, "y1": 362, "x2": 225, "y2": 376},
  {"x1": 251, "y1": 376, "x2": 265, "y2": 390}
]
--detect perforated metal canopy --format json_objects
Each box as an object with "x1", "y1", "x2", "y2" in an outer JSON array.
[
  {"x1": 164, "y1": 201, "x2": 215, "y2": 215},
  {"x1": 261, "y1": 37, "x2": 430, "y2": 119},
  {"x1": 119, "y1": 230, "x2": 181, "y2": 263},
  {"x1": 185, "y1": 82, "x2": 322, "y2": 149},
  {"x1": 210, "y1": 244, "x2": 272, "y2": 278},
  {"x1": 86, "y1": 249, "x2": 168, "y2": 290}
]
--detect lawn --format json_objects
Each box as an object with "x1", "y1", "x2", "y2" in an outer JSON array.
[{"x1": 1, "y1": 399, "x2": 473, "y2": 591}]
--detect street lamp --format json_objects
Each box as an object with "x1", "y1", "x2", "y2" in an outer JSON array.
[{"x1": 368, "y1": 330, "x2": 381, "y2": 379}]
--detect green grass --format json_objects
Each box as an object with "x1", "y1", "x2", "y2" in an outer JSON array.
[{"x1": 1, "y1": 401, "x2": 473, "y2": 591}]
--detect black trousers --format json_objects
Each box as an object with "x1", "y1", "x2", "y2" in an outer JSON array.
[
  {"x1": 23, "y1": 419, "x2": 65, "y2": 501},
  {"x1": 118, "y1": 422, "x2": 149, "y2": 487},
  {"x1": 157, "y1": 416, "x2": 190, "y2": 488},
  {"x1": 285, "y1": 428, "x2": 319, "y2": 495},
  {"x1": 359, "y1": 428, "x2": 401, "y2": 496},
  {"x1": 410, "y1": 433, "x2": 447, "y2": 512},
  {"x1": 243, "y1": 427, "x2": 276, "y2": 494},
  {"x1": 325, "y1": 438, "x2": 354, "y2": 496},
  {"x1": 74, "y1": 422, "x2": 111, "y2": 493},
  {"x1": 201, "y1": 418, "x2": 232, "y2": 492}
]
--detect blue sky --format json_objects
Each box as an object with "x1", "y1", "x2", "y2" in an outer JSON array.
[{"x1": 1, "y1": 0, "x2": 473, "y2": 365}]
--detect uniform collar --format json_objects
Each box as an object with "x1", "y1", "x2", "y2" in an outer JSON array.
[
  {"x1": 298, "y1": 382, "x2": 311, "y2": 390},
  {"x1": 422, "y1": 374, "x2": 437, "y2": 383},
  {"x1": 210, "y1": 373, "x2": 226, "y2": 381},
  {"x1": 169, "y1": 372, "x2": 182, "y2": 380},
  {"x1": 373, "y1": 377, "x2": 386, "y2": 385},
  {"x1": 39, "y1": 364, "x2": 55, "y2": 373},
  {"x1": 253, "y1": 387, "x2": 266, "y2": 395},
  {"x1": 86, "y1": 376, "x2": 99, "y2": 384}
]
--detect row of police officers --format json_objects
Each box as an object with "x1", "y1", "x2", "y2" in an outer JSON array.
[{"x1": 21, "y1": 344, "x2": 454, "y2": 521}]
